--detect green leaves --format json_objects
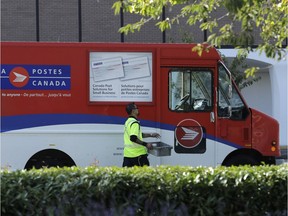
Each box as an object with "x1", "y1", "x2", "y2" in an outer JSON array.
[
  {"x1": 112, "y1": 1, "x2": 122, "y2": 15},
  {"x1": 1, "y1": 165, "x2": 287, "y2": 215},
  {"x1": 156, "y1": 18, "x2": 172, "y2": 31},
  {"x1": 113, "y1": 0, "x2": 288, "y2": 67}
]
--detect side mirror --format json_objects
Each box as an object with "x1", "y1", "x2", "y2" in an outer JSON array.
[{"x1": 219, "y1": 105, "x2": 232, "y2": 118}]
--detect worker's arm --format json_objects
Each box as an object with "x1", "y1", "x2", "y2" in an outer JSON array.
[{"x1": 130, "y1": 135, "x2": 153, "y2": 149}]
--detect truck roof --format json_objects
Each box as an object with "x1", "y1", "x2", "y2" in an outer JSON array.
[{"x1": 1, "y1": 41, "x2": 222, "y2": 61}]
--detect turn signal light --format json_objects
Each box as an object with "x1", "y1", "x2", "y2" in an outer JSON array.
[{"x1": 271, "y1": 141, "x2": 277, "y2": 151}]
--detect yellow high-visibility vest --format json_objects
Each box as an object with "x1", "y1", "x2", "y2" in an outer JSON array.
[{"x1": 123, "y1": 117, "x2": 147, "y2": 157}]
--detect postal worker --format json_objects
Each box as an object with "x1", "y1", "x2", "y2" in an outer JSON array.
[{"x1": 122, "y1": 102, "x2": 160, "y2": 167}]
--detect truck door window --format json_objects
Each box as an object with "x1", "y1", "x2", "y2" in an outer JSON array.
[
  {"x1": 169, "y1": 69, "x2": 212, "y2": 112},
  {"x1": 218, "y1": 64, "x2": 249, "y2": 119}
]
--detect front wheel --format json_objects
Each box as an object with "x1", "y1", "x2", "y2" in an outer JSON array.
[{"x1": 223, "y1": 154, "x2": 260, "y2": 166}]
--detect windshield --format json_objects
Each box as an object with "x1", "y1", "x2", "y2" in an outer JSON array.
[{"x1": 218, "y1": 63, "x2": 249, "y2": 120}]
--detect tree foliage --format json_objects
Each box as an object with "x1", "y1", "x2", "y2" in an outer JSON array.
[{"x1": 113, "y1": 0, "x2": 287, "y2": 76}]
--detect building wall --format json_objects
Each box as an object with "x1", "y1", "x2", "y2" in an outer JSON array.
[
  {"x1": 82, "y1": 0, "x2": 120, "y2": 42},
  {"x1": 241, "y1": 71, "x2": 272, "y2": 116},
  {"x1": 0, "y1": 1, "x2": 226, "y2": 43},
  {"x1": 39, "y1": 0, "x2": 79, "y2": 42},
  {"x1": 1, "y1": 0, "x2": 37, "y2": 41}
]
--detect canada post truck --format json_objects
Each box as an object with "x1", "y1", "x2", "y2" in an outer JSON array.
[{"x1": 0, "y1": 42, "x2": 280, "y2": 170}]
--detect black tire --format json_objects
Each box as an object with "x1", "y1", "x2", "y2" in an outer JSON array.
[
  {"x1": 224, "y1": 154, "x2": 260, "y2": 166},
  {"x1": 24, "y1": 149, "x2": 76, "y2": 170}
]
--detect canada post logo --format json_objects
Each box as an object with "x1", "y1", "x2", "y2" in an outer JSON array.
[
  {"x1": 1, "y1": 65, "x2": 71, "y2": 90},
  {"x1": 174, "y1": 119, "x2": 206, "y2": 154}
]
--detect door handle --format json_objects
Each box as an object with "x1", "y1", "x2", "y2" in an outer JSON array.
[{"x1": 210, "y1": 112, "x2": 215, "y2": 123}]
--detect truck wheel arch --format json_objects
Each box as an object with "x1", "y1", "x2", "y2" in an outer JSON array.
[
  {"x1": 24, "y1": 149, "x2": 76, "y2": 170},
  {"x1": 221, "y1": 148, "x2": 263, "y2": 166}
]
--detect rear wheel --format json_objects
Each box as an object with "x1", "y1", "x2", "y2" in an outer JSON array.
[{"x1": 24, "y1": 149, "x2": 76, "y2": 170}]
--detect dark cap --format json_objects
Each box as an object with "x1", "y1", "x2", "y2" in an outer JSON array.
[{"x1": 126, "y1": 102, "x2": 136, "y2": 115}]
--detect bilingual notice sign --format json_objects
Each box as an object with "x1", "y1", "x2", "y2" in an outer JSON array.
[{"x1": 89, "y1": 52, "x2": 153, "y2": 102}]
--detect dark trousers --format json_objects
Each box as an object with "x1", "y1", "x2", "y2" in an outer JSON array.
[{"x1": 122, "y1": 154, "x2": 149, "y2": 167}]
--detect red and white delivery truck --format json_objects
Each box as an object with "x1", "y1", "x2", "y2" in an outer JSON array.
[{"x1": 1, "y1": 42, "x2": 280, "y2": 170}]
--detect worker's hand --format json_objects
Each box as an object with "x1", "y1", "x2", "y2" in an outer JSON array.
[
  {"x1": 151, "y1": 133, "x2": 161, "y2": 139},
  {"x1": 146, "y1": 143, "x2": 153, "y2": 150}
]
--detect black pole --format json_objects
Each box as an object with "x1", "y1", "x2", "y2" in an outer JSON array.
[
  {"x1": 162, "y1": 6, "x2": 166, "y2": 43},
  {"x1": 120, "y1": 2, "x2": 124, "y2": 42},
  {"x1": 203, "y1": 18, "x2": 208, "y2": 42},
  {"x1": 78, "y1": 0, "x2": 82, "y2": 42},
  {"x1": 36, "y1": 0, "x2": 40, "y2": 41}
]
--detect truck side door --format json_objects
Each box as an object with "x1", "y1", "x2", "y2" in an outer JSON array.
[
  {"x1": 216, "y1": 63, "x2": 252, "y2": 165},
  {"x1": 159, "y1": 67, "x2": 217, "y2": 166}
]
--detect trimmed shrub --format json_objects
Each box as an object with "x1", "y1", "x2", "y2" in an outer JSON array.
[{"x1": 1, "y1": 165, "x2": 287, "y2": 215}]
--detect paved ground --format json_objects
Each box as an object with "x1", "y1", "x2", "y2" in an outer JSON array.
[{"x1": 276, "y1": 146, "x2": 287, "y2": 164}]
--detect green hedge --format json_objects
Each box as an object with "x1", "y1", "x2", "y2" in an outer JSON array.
[{"x1": 1, "y1": 165, "x2": 287, "y2": 215}]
